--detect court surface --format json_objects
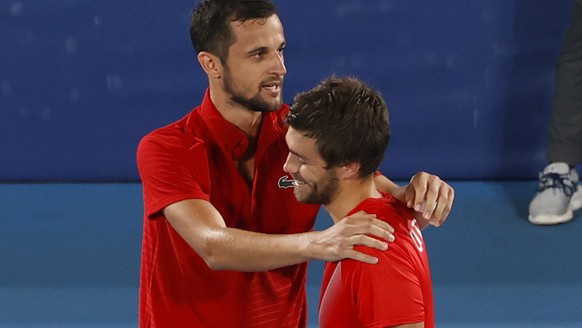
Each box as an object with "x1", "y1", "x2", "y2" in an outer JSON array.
[{"x1": 1, "y1": 181, "x2": 581, "y2": 327}]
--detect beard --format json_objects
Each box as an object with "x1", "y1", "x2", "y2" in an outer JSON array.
[
  {"x1": 223, "y1": 66, "x2": 283, "y2": 113},
  {"x1": 293, "y1": 172, "x2": 339, "y2": 205},
  {"x1": 230, "y1": 92, "x2": 279, "y2": 113}
]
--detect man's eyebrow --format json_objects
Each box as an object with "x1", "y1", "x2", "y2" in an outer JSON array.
[
  {"x1": 247, "y1": 46, "x2": 268, "y2": 55},
  {"x1": 247, "y1": 41, "x2": 286, "y2": 55},
  {"x1": 289, "y1": 149, "x2": 307, "y2": 160}
]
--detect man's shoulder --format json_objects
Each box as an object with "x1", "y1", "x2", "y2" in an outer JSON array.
[
  {"x1": 138, "y1": 112, "x2": 207, "y2": 157},
  {"x1": 355, "y1": 196, "x2": 413, "y2": 221}
]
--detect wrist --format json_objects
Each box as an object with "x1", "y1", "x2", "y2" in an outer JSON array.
[{"x1": 301, "y1": 231, "x2": 322, "y2": 261}]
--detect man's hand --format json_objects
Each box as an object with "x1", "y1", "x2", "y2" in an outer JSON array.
[
  {"x1": 308, "y1": 211, "x2": 395, "y2": 264},
  {"x1": 396, "y1": 172, "x2": 454, "y2": 227}
]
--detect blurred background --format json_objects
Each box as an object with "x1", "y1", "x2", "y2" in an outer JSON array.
[{"x1": 0, "y1": 0, "x2": 575, "y2": 182}]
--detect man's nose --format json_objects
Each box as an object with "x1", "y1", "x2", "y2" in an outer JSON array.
[{"x1": 283, "y1": 153, "x2": 299, "y2": 173}]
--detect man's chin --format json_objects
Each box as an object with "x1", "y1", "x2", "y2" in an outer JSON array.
[
  {"x1": 246, "y1": 98, "x2": 282, "y2": 112},
  {"x1": 230, "y1": 93, "x2": 279, "y2": 112},
  {"x1": 262, "y1": 97, "x2": 283, "y2": 112},
  {"x1": 293, "y1": 189, "x2": 307, "y2": 203},
  {"x1": 258, "y1": 90, "x2": 283, "y2": 111},
  {"x1": 293, "y1": 189, "x2": 321, "y2": 204}
]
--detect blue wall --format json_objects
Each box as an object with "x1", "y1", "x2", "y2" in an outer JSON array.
[{"x1": 0, "y1": 0, "x2": 573, "y2": 182}]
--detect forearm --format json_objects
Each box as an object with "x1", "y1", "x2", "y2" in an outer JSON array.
[
  {"x1": 199, "y1": 227, "x2": 319, "y2": 271},
  {"x1": 164, "y1": 199, "x2": 322, "y2": 271},
  {"x1": 165, "y1": 199, "x2": 393, "y2": 271},
  {"x1": 200, "y1": 215, "x2": 393, "y2": 270}
]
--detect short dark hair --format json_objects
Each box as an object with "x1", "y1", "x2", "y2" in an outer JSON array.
[
  {"x1": 190, "y1": 0, "x2": 278, "y2": 62},
  {"x1": 287, "y1": 76, "x2": 390, "y2": 177}
]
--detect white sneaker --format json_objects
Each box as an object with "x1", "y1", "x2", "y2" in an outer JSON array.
[{"x1": 528, "y1": 162, "x2": 582, "y2": 225}]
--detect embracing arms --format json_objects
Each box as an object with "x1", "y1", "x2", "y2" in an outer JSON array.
[
  {"x1": 164, "y1": 199, "x2": 394, "y2": 271},
  {"x1": 163, "y1": 171, "x2": 454, "y2": 271}
]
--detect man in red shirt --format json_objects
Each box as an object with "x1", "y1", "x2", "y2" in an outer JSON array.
[
  {"x1": 137, "y1": 0, "x2": 452, "y2": 327},
  {"x1": 284, "y1": 76, "x2": 434, "y2": 327}
]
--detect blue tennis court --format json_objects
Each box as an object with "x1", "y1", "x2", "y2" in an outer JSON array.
[{"x1": 1, "y1": 181, "x2": 580, "y2": 327}]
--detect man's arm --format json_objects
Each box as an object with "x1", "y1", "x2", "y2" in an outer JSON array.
[
  {"x1": 392, "y1": 323, "x2": 425, "y2": 327},
  {"x1": 375, "y1": 172, "x2": 454, "y2": 227},
  {"x1": 163, "y1": 198, "x2": 395, "y2": 271}
]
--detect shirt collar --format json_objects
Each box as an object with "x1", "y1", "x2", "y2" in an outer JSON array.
[{"x1": 187, "y1": 89, "x2": 288, "y2": 161}]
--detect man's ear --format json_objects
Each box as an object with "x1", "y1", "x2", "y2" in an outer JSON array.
[
  {"x1": 197, "y1": 51, "x2": 223, "y2": 80},
  {"x1": 339, "y1": 162, "x2": 361, "y2": 179}
]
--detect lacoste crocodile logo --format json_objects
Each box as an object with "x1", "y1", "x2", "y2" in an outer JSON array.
[{"x1": 278, "y1": 175, "x2": 295, "y2": 189}]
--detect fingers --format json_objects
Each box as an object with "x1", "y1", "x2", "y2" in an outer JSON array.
[
  {"x1": 343, "y1": 234, "x2": 397, "y2": 264},
  {"x1": 422, "y1": 176, "x2": 440, "y2": 220},
  {"x1": 330, "y1": 234, "x2": 392, "y2": 265},
  {"x1": 406, "y1": 172, "x2": 428, "y2": 209},
  {"x1": 344, "y1": 211, "x2": 395, "y2": 241},
  {"x1": 405, "y1": 185, "x2": 416, "y2": 208},
  {"x1": 350, "y1": 234, "x2": 390, "y2": 251},
  {"x1": 313, "y1": 211, "x2": 396, "y2": 263},
  {"x1": 429, "y1": 186, "x2": 454, "y2": 227},
  {"x1": 345, "y1": 249, "x2": 380, "y2": 264},
  {"x1": 407, "y1": 172, "x2": 455, "y2": 227}
]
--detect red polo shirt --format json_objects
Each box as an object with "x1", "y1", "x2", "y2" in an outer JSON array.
[
  {"x1": 137, "y1": 90, "x2": 320, "y2": 328},
  {"x1": 319, "y1": 194, "x2": 434, "y2": 328}
]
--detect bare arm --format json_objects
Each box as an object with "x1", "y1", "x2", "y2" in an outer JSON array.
[
  {"x1": 375, "y1": 172, "x2": 454, "y2": 227},
  {"x1": 164, "y1": 199, "x2": 395, "y2": 271},
  {"x1": 391, "y1": 322, "x2": 424, "y2": 328}
]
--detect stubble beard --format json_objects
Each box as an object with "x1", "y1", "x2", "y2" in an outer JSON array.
[
  {"x1": 231, "y1": 92, "x2": 281, "y2": 113},
  {"x1": 223, "y1": 67, "x2": 283, "y2": 113},
  {"x1": 293, "y1": 174, "x2": 339, "y2": 205}
]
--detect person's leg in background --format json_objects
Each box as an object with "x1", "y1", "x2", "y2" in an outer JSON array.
[{"x1": 529, "y1": 0, "x2": 582, "y2": 225}]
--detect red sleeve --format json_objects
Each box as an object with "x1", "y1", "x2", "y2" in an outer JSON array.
[
  {"x1": 342, "y1": 241, "x2": 426, "y2": 327},
  {"x1": 137, "y1": 133, "x2": 211, "y2": 219}
]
